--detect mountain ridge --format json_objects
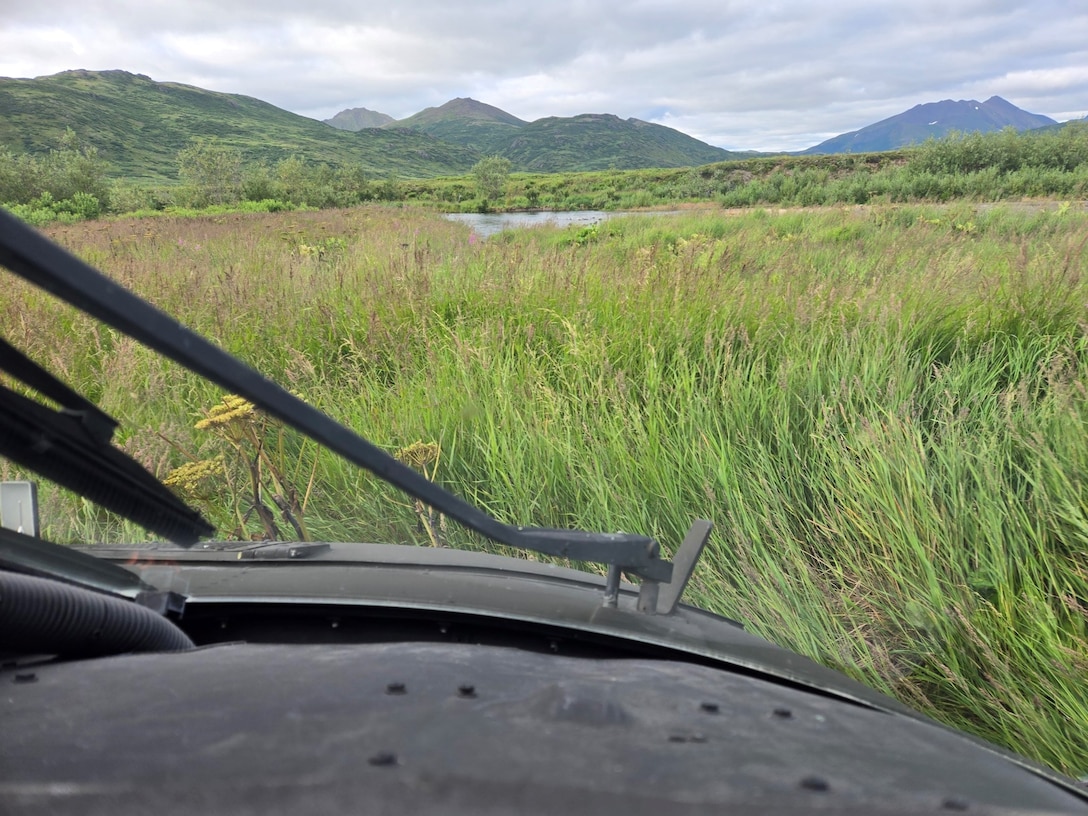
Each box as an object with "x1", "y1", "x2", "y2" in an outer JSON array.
[
  {"x1": 380, "y1": 97, "x2": 529, "y2": 153},
  {"x1": 327, "y1": 96, "x2": 749, "y2": 165},
  {"x1": 0, "y1": 71, "x2": 746, "y2": 177},
  {"x1": 0, "y1": 70, "x2": 1071, "y2": 181},
  {"x1": 389, "y1": 97, "x2": 529, "y2": 129},
  {"x1": 502, "y1": 113, "x2": 745, "y2": 171},
  {"x1": 803, "y1": 95, "x2": 1056, "y2": 154},
  {"x1": 0, "y1": 69, "x2": 480, "y2": 180}
]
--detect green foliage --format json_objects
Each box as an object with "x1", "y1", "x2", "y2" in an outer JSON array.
[
  {"x1": 165, "y1": 394, "x2": 314, "y2": 541},
  {"x1": 0, "y1": 150, "x2": 32, "y2": 204},
  {"x1": 4, "y1": 115, "x2": 1088, "y2": 225},
  {"x1": 914, "y1": 123, "x2": 1088, "y2": 175},
  {"x1": 267, "y1": 156, "x2": 374, "y2": 207},
  {"x1": 472, "y1": 155, "x2": 512, "y2": 204},
  {"x1": 176, "y1": 138, "x2": 244, "y2": 207},
  {"x1": 108, "y1": 183, "x2": 173, "y2": 214},
  {"x1": 389, "y1": 129, "x2": 1087, "y2": 212},
  {"x1": 3, "y1": 192, "x2": 102, "y2": 225},
  {"x1": 274, "y1": 155, "x2": 316, "y2": 204},
  {"x1": 0, "y1": 128, "x2": 111, "y2": 215}
]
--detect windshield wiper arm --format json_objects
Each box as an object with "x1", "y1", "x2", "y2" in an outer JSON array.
[{"x1": 0, "y1": 209, "x2": 673, "y2": 583}]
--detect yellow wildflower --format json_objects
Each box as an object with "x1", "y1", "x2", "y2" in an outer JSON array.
[
  {"x1": 163, "y1": 457, "x2": 225, "y2": 498},
  {"x1": 195, "y1": 394, "x2": 256, "y2": 430},
  {"x1": 394, "y1": 441, "x2": 441, "y2": 473}
]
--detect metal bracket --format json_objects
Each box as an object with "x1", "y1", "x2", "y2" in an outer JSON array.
[
  {"x1": 623, "y1": 520, "x2": 713, "y2": 615},
  {"x1": 602, "y1": 564, "x2": 621, "y2": 608},
  {"x1": 637, "y1": 579, "x2": 660, "y2": 614},
  {"x1": 239, "y1": 542, "x2": 332, "y2": 560},
  {"x1": 656, "y1": 520, "x2": 713, "y2": 615}
]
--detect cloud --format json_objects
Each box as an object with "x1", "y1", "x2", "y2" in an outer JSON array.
[{"x1": 0, "y1": 0, "x2": 1084, "y2": 151}]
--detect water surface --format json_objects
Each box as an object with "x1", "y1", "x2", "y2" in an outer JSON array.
[{"x1": 444, "y1": 210, "x2": 613, "y2": 238}]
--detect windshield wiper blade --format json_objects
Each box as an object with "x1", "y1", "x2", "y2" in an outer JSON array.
[
  {"x1": 0, "y1": 321, "x2": 212, "y2": 544},
  {"x1": 0, "y1": 209, "x2": 672, "y2": 583},
  {"x1": 0, "y1": 380, "x2": 214, "y2": 544}
]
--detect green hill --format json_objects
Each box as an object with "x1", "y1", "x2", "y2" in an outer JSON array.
[
  {"x1": 335, "y1": 99, "x2": 754, "y2": 170},
  {"x1": 324, "y1": 107, "x2": 395, "y2": 130},
  {"x1": 1026, "y1": 114, "x2": 1088, "y2": 135},
  {"x1": 0, "y1": 70, "x2": 481, "y2": 182},
  {"x1": 1, "y1": 70, "x2": 751, "y2": 182},
  {"x1": 384, "y1": 97, "x2": 527, "y2": 153},
  {"x1": 500, "y1": 113, "x2": 743, "y2": 171}
]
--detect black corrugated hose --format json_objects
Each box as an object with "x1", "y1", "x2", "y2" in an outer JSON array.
[{"x1": 0, "y1": 570, "x2": 193, "y2": 657}]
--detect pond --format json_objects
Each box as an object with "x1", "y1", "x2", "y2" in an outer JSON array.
[{"x1": 444, "y1": 210, "x2": 614, "y2": 238}]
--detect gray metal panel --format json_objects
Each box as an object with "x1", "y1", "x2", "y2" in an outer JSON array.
[
  {"x1": 1, "y1": 643, "x2": 1083, "y2": 815},
  {"x1": 83, "y1": 542, "x2": 1084, "y2": 795}
]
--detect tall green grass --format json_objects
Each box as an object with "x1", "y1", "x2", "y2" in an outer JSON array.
[{"x1": 3, "y1": 203, "x2": 1087, "y2": 775}]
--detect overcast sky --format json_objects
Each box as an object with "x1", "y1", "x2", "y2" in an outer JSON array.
[{"x1": 0, "y1": 1, "x2": 1084, "y2": 152}]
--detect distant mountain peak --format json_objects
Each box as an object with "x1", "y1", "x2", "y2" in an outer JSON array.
[
  {"x1": 375, "y1": 97, "x2": 529, "y2": 154},
  {"x1": 392, "y1": 97, "x2": 529, "y2": 128},
  {"x1": 804, "y1": 96, "x2": 1056, "y2": 154},
  {"x1": 324, "y1": 107, "x2": 395, "y2": 131}
]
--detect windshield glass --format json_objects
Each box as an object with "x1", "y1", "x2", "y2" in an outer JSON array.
[
  {"x1": 0, "y1": 206, "x2": 678, "y2": 582},
  {"x1": 4, "y1": 200, "x2": 1088, "y2": 780}
]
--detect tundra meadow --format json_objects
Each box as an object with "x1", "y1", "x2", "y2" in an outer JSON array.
[{"x1": 3, "y1": 200, "x2": 1087, "y2": 777}]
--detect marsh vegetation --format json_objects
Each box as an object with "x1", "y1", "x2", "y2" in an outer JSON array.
[{"x1": 3, "y1": 123, "x2": 1087, "y2": 223}]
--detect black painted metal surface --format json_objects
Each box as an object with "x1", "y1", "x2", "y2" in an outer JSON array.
[{"x1": 2, "y1": 642, "x2": 1084, "y2": 815}]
